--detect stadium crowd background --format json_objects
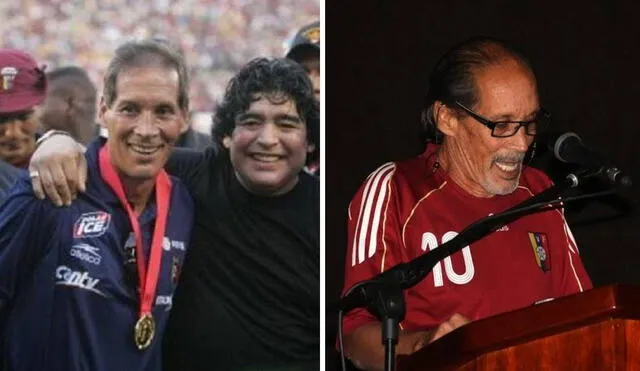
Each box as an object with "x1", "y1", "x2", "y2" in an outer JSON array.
[{"x1": 0, "y1": 0, "x2": 319, "y2": 132}]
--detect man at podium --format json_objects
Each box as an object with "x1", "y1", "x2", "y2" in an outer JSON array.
[{"x1": 340, "y1": 37, "x2": 592, "y2": 370}]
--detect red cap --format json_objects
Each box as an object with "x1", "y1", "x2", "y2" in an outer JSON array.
[{"x1": 0, "y1": 48, "x2": 47, "y2": 114}]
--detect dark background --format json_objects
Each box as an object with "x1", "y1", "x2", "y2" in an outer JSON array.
[{"x1": 326, "y1": 1, "x2": 640, "y2": 369}]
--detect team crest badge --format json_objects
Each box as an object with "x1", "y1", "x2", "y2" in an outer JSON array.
[
  {"x1": 1, "y1": 66, "x2": 18, "y2": 91},
  {"x1": 302, "y1": 27, "x2": 320, "y2": 44},
  {"x1": 528, "y1": 232, "x2": 551, "y2": 272}
]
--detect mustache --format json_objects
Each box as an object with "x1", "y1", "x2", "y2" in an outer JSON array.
[{"x1": 492, "y1": 152, "x2": 526, "y2": 163}]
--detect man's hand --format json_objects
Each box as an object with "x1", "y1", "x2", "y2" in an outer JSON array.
[
  {"x1": 344, "y1": 313, "x2": 470, "y2": 371},
  {"x1": 29, "y1": 134, "x2": 87, "y2": 206},
  {"x1": 420, "y1": 313, "x2": 470, "y2": 348},
  {"x1": 400, "y1": 313, "x2": 471, "y2": 357}
]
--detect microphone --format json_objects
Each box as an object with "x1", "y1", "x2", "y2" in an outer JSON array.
[{"x1": 549, "y1": 132, "x2": 632, "y2": 187}]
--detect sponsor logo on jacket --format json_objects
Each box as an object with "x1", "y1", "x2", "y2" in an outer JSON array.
[
  {"x1": 55, "y1": 265, "x2": 106, "y2": 296},
  {"x1": 70, "y1": 243, "x2": 102, "y2": 265},
  {"x1": 162, "y1": 237, "x2": 186, "y2": 251},
  {"x1": 156, "y1": 294, "x2": 173, "y2": 311},
  {"x1": 73, "y1": 212, "x2": 111, "y2": 238}
]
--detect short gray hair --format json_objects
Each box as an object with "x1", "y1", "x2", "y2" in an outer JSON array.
[{"x1": 102, "y1": 39, "x2": 189, "y2": 111}]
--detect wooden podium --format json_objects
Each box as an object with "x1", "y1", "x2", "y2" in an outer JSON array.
[{"x1": 397, "y1": 285, "x2": 640, "y2": 370}]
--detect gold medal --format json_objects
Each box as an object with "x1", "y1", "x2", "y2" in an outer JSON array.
[{"x1": 133, "y1": 313, "x2": 156, "y2": 350}]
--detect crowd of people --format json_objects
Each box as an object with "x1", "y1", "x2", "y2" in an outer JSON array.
[{"x1": 0, "y1": 0, "x2": 319, "y2": 112}]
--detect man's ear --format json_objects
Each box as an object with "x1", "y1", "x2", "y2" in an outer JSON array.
[
  {"x1": 180, "y1": 109, "x2": 189, "y2": 134},
  {"x1": 307, "y1": 143, "x2": 316, "y2": 153},
  {"x1": 435, "y1": 101, "x2": 460, "y2": 138},
  {"x1": 65, "y1": 95, "x2": 75, "y2": 116},
  {"x1": 222, "y1": 136, "x2": 232, "y2": 149}
]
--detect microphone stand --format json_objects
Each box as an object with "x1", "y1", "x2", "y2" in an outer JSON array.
[{"x1": 338, "y1": 170, "x2": 620, "y2": 371}]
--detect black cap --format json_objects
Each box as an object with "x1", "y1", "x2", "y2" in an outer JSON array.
[{"x1": 284, "y1": 20, "x2": 320, "y2": 60}]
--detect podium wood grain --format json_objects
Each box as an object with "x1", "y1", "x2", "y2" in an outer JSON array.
[{"x1": 397, "y1": 285, "x2": 640, "y2": 370}]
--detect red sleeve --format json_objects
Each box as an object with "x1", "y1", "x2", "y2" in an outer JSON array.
[
  {"x1": 341, "y1": 163, "x2": 406, "y2": 335},
  {"x1": 551, "y1": 209, "x2": 593, "y2": 296}
]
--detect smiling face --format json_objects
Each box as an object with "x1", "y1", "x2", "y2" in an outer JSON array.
[
  {"x1": 100, "y1": 66, "x2": 186, "y2": 182},
  {"x1": 0, "y1": 110, "x2": 38, "y2": 167},
  {"x1": 439, "y1": 58, "x2": 539, "y2": 197},
  {"x1": 222, "y1": 94, "x2": 314, "y2": 196}
]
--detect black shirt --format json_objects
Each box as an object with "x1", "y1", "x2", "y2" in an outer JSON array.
[
  {"x1": 175, "y1": 128, "x2": 212, "y2": 152},
  {"x1": 163, "y1": 148, "x2": 319, "y2": 371}
]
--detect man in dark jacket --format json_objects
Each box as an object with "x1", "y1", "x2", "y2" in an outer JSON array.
[{"x1": 0, "y1": 159, "x2": 20, "y2": 203}]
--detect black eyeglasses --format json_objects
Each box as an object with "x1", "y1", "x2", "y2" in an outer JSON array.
[{"x1": 454, "y1": 101, "x2": 550, "y2": 138}]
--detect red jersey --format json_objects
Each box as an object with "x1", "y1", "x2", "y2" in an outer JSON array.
[{"x1": 342, "y1": 145, "x2": 592, "y2": 335}]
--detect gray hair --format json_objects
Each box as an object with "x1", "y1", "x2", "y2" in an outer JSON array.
[
  {"x1": 102, "y1": 39, "x2": 189, "y2": 111},
  {"x1": 423, "y1": 37, "x2": 535, "y2": 144}
]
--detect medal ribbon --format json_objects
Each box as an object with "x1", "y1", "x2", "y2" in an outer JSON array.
[{"x1": 98, "y1": 145, "x2": 171, "y2": 318}]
